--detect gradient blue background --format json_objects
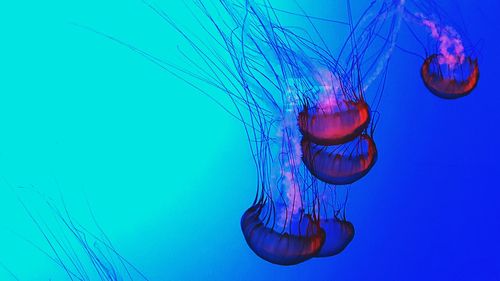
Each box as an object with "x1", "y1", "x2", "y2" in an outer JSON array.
[{"x1": 0, "y1": 1, "x2": 499, "y2": 280}]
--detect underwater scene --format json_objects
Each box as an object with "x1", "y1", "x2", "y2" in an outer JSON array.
[{"x1": 0, "y1": 0, "x2": 499, "y2": 280}]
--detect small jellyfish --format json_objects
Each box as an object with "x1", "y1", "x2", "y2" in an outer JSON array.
[
  {"x1": 315, "y1": 218, "x2": 355, "y2": 258},
  {"x1": 301, "y1": 134, "x2": 378, "y2": 185},
  {"x1": 421, "y1": 54, "x2": 479, "y2": 99},
  {"x1": 401, "y1": 2, "x2": 480, "y2": 98},
  {"x1": 241, "y1": 204, "x2": 325, "y2": 266}
]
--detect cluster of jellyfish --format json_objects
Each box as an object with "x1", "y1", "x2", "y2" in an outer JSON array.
[
  {"x1": 0, "y1": 1, "x2": 482, "y2": 279},
  {"x1": 231, "y1": 4, "x2": 385, "y2": 266},
  {"x1": 142, "y1": 0, "x2": 480, "y2": 266}
]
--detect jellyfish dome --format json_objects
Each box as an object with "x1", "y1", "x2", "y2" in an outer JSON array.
[
  {"x1": 316, "y1": 218, "x2": 355, "y2": 258},
  {"x1": 408, "y1": 8, "x2": 480, "y2": 99},
  {"x1": 298, "y1": 100, "x2": 371, "y2": 146},
  {"x1": 241, "y1": 204, "x2": 325, "y2": 266},
  {"x1": 296, "y1": 67, "x2": 371, "y2": 146},
  {"x1": 421, "y1": 54, "x2": 479, "y2": 99},
  {"x1": 301, "y1": 134, "x2": 378, "y2": 185}
]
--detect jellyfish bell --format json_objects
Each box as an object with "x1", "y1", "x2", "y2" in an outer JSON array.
[
  {"x1": 315, "y1": 218, "x2": 355, "y2": 258},
  {"x1": 296, "y1": 66, "x2": 371, "y2": 146},
  {"x1": 410, "y1": 11, "x2": 480, "y2": 99},
  {"x1": 301, "y1": 134, "x2": 377, "y2": 185},
  {"x1": 240, "y1": 203, "x2": 325, "y2": 266},
  {"x1": 298, "y1": 99, "x2": 371, "y2": 146},
  {"x1": 421, "y1": 54, "x2": 479, "y2": 99}
]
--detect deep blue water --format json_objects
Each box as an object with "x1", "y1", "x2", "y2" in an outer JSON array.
[{"x1": 0, "y1": 0, "x2": 499, "y2": 280}]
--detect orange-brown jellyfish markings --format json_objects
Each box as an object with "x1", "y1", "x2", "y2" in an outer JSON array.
[
  {"x1": 315, "y1": 218, "x2": 355, "y2": 258},
  {"x1": 241, "y1": 204, "x2": 325, "y2": 266},
  {"x1": 421, "y1": 54, "x2": 479, "y2": 99},
  {"x1": 298, "y1": 70, "x2": 371, "y2": 146},
  {"x1": 409, "y1": 11, "x2": 480, "y2": 99},
  {"x1": 301, "y1": 134, "x2": 377, "y2": 185},
  {"x1": 298, "y1": 100, "x2": 371, "y2": 146}
]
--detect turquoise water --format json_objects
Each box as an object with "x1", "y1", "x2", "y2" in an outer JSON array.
[{"x1": 0, "y1": 0, "x2": 499, "y2": 280}]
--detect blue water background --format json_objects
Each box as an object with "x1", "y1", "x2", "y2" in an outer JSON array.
[{"x1": 0, "y1": 0, "x2": 499, "y2": 280}]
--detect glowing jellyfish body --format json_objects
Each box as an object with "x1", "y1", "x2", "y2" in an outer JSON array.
[
  {"x1": 240, "y1": 204, "x2": 325, "y2": 266},
  {"x1": 298, "y1": 100, "x2": 370, "y2": 146},
  {"x1": 417, "y1": 14, "x2": 479, "y2": 99},
  {"x1": 421, "y1": 54, "x2": 479, "y2": 99},
  {"x1": 316, "y1": 218, "x2": 355, "y2": 258},
  {"x1": 301, "y1": 134, "x2": 377, "y2": 185}
]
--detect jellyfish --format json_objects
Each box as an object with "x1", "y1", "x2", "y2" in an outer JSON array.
[
  {"x1": 316, "y1": 218, "x2": 355, "y2": 258},
  {"x1": 297, "y1": 69, "x2": 371, "y2": 146},
  {"x1": 399, "y1": 1, "x2": 480, "y2": 98},
  {"x1": 419, "y1": 16, "x2": 479, "y2": 99},
  {"x1": 301, "y1": 134, "x2": 378, "y2": 185},
  {"x1": 235, "y1": 93, "x2": 327, "y2": 265},
  {"x1": 295, "y1": 0, "x2": 404, "y2": 149},
  {"x1": 420, "y1": 52, "x2": 479, "y2": 99},
  {"x1": 298, "y1": 99, "x2": 370, "y2": 146},
  {"x1": 241, "y1": 203, "x2": 325, "y2": 265}
]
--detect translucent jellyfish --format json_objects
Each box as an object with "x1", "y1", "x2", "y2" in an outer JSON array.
[
  {"x1": 233, "y1": 98, "x2": 328, "y2": 265},
  {"x1": 298, "y1": 70, "x2": 371, "y2": 145},
  {"x1": 298, "y1": 99, "x2": 370, "y2": 145},
  {"x1": 234, "y1": 91, "x2": 326, "y2": 265},
  {"x1": 399, "y1": 1, "x2": 480, "y2": 98},
  {"x1": 301, "y1": 134, "x2": 378, "y2": 185},
  {"x1": 316, "y1": 218, "x2": 355, "y2": 258},
  {"x1": 241, "y1": 204, "x2": 325, "y2": 265},
  {"x1": 421, "y1": 53, "x2": 479, "y2": 99}
]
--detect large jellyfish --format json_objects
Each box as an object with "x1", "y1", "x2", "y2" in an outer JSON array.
[
  {"x1": 297, "y1": 70, "x2": 371, "y2": 146},
  {"x1": 241, "y1": 204, "x2": 326, "y2": 265},
  {"x1": 301, "y1": 134, "x2": 378, "y2": 185}
]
